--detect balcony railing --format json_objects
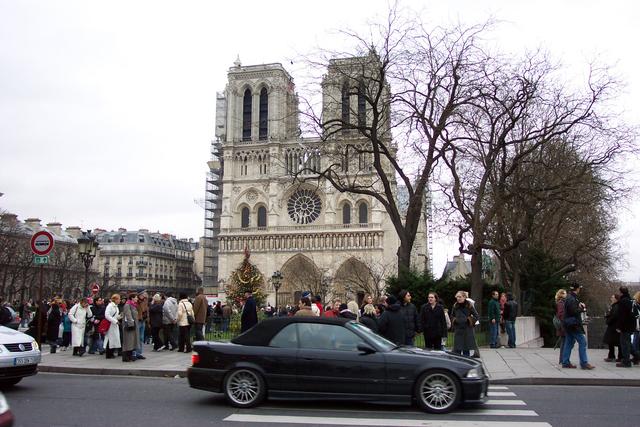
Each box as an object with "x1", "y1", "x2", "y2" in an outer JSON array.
[{"x1": 221, "y1": 223, "x2": 381, "y2": 235}]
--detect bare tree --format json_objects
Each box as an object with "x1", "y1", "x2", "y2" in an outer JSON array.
[
  {"x1": 438, "y1": 52, "x2": 636, "y2": 311},
  {"x1": 293, "y1": 8, "x2": 493, "y2": 277}
]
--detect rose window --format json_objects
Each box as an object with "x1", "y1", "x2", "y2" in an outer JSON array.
[{"x1": 287, "y1": 189, "x2": 322, "y2": 224}]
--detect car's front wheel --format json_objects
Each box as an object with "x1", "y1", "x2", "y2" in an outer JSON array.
[
  {"x1": 414, "y1": 369, "x2": 461, "y2": 414},
  {"x1": 223, "y1": 368, "x2": 266, "y2": 408}
]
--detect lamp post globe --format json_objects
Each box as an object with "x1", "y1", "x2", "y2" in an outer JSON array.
[{"x1": 271, "y1": 271, "x2": 283, "y2": 315}]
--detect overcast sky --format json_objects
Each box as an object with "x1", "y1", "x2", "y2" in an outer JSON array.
[{"x1": 1, "y1": 0, "x2": 639, "y2": 280}]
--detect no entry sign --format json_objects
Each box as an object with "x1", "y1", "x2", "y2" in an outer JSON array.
[
  {"x1": 31, "y1": 230, "x2": 54, "y2": 256},
  {"x1": 90, "y1": 283, "x2": 100, "y2": 294}
]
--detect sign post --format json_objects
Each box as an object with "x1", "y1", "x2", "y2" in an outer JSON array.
[{"x1": 31, "y1": 231, "x2": 54, "y2": 347}]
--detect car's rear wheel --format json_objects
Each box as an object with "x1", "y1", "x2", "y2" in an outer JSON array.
[
  {"x1": 223, "y1": 369, "x2": 265, "y2": 408},
  {"x1": 414, "y1": 369, "x2": 461, "y2": 414}
]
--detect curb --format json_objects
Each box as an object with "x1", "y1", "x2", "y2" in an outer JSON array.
[
  {"x1": 489, "y1": 377, "x2": 640, "y2": 387},
  {"x1": 38, "y1": 365, "x2": 640, "y2": 387},
  {"x1": 38, "y1": 365, "x2": 187, "y2": 378}
]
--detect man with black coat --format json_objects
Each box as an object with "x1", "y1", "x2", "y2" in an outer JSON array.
[
  {"x1": 420, "y1": 292, "x2": 447, "y2": 350},
  {"x1": 377, "y1": 295, "x2": 405, "y2": 345},
  {"x1": 88, "y1": 297, "x2": 106, "y2": 354},
  {"x1": 398, "y1": 289, "x2": 420, "y2": 346},
  {"x1": 240, "y1": 290, "x2": 258, "y2": 333},
  {"x1": 616, "y1": 286, "x2": 635, "y2": 367}
]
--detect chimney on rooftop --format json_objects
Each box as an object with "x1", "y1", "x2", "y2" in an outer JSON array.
[
  {"x1": 65, "y1": 226, "x2": 82, "y2": 239},
  {"x1": 25, "y1": 218, "x2": 41, "y2": 229},
  {"x1": 46, "y1": 222, "x2": 62, "y2": 236}
]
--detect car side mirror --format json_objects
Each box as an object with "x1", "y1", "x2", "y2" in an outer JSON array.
[{"x1": 357, "y1": 342, "x2": 376, "y2": 354}]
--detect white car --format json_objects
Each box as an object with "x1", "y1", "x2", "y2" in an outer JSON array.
[{"x1": 0, "y1": 326, "x2": 41, "y2": 387}]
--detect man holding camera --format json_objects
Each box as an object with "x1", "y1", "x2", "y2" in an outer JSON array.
[{"x1": 561, "y1": 283, "x2": 595, "y2": 370}]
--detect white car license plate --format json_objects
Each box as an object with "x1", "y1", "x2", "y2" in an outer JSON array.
[{"x1": 13, "y1": 357, "x2": 36, "y2": 366}]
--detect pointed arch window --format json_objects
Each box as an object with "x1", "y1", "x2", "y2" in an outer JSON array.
[
  {"x1": 341, "y1": 82, "x2": 350, "y2": 128},
  {"x1": 241, "y1": 207, "x2": 250, "y2": 228},
  {"x1": 342, "y1": 203, "x2": 351, "y2": 225},
  {"x1": 259, "y1": 87, "x2": 268, "y2": 140},
  {"x1": 257, "y1": 206, "x2": 267, "y2": 228},
  {"x1": 242, "y1": 89, "x2": 252, "y2": 141},
  {"x1": 358, "y1": 202, "x2": 368, "y2": 224},
  {"x1": 357, "y1": 80, "x2": 366, "y2": 127}
]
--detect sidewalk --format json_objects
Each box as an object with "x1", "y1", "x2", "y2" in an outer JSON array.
[
  {"x1": 38, "y1": 343, "x2": 191, "y2": 378},
  {"x1": 36, "y1": 343, "x2": 640, "y2": 386},
  {"x1": 481, "y1": 347, "x2": 640, "y2": 386}
]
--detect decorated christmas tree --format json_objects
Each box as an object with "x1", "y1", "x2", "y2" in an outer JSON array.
[{"x1": 225, "y1": 247, "x2": 266, "y2": 306}]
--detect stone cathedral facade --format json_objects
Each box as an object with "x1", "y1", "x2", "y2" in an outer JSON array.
[{"x1": 202, "y1": 57, "x2": 428, "y2": 306}]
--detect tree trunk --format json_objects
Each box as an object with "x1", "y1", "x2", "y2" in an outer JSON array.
[
  {"x1": 511, "y1": 271, "x2": 522, "y2": 315},
  {"x1": 396, "y1": 242, "x2": 412, "y2": 279},
  {"x1": 470, "y1": 248, "x2": 484, "y2": 314}
]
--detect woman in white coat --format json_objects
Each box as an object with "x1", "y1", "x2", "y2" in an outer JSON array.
[
  {"x1": 68, "y1": 298, "x2": 93, "y2": 356},
  {"x1": 104, "y1": 294, "x2": 122, "y2": 359}
]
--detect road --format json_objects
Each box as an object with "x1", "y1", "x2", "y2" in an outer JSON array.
[{"x1": 3, "y1": 373, "x2": 639, "y2": 427}]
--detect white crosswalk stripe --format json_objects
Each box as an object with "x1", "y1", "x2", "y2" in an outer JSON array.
[
  {"x1": 486, "y1": 399, "x2": 527, "y2": 405},
  {"x1": 223, "y1": 386, "x2": 552, "y2": 426},
  {"x1": 224, "y1": 414, "x2": 552, "y2": 426},
  {"x1": 488, "y1": 391, "x2": 517, "y2": 397}
]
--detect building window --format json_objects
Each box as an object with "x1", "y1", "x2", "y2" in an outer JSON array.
[
  {"x1": 287, "y1": 189, "x2": 322, "y2": 224},
  {"x1": 358, "y1": 80, "x2": 366, "y2": 127},
  {"x1": 240, "y1": 155, "x2": 248, "y2": 176},
  {"x1": 257, "y1": 206, "x2": 267, "y2": 227},
  {"x1": 358, "y1": 202, "x2": 368, "y2": 224},
  {"x1": 341, "y1": 82, "x2": 350, "y2": 127},
  {"x1": 241, "y1": 207, "x2": 250, "y2": 228},
  {"x1": 259, "y1": 87, "x2": 268, "y2": 140},
  {"x1": 258, "y1": 153, "x2": 268, "y2": 175},
  {"x1": 242, "y1": 89, "x2": 252, "y2": 141},
  {"x1": 342, "y1": 203, "x2": 351, "y2": 224}
]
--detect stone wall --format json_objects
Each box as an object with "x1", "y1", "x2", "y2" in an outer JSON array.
[{"x1": 499, "y1": 316, "x2": 543, "y2": 347}]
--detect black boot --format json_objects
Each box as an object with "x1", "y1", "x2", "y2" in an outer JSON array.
[
  {"x1": 105, "y1": 348, "x2": 114, "y2": 359},
  {"x1": 50, "y1": 345, "x2": 57, "y2": 354},
  {"x1": 73, "y1": 347, "x2": 78, "y2": 356}
]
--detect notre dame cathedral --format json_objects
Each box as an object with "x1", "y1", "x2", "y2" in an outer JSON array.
[{"x1": 202, "y1": 56, "x2": 429, "y2": 306}]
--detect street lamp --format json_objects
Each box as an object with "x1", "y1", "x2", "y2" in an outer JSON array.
[
  {"x1": 77, "y1": 230, "x2": 99, "y2": 296},
  {"x1": 320, "y1": 275, "x2": 330, "y2": 303},
  {"x1": 271, "y1": 271, "x2": 283, "y2": 314}
]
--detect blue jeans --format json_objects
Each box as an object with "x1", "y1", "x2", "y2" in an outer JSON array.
[
  {"x1": 562, "y1": 329, "x2": 589, "y2": 367},
  {"x1": 89, "y1": 333, "x2": 104, "y2": 354},
  {"x1": 505, "y1": 320, "x2": 516, "y2": 348},
  {"x1": 404, "y1": 336, "x2": 415, "y2": 346},
  {"x1": 136, "y1": 321, "x2": 145, "y2": 355},
  {"x1": 489, "y1": 322, "x2": 499, "y2": 348},
  {"x1": 221, "y1": 318, "x2": 230, "y2": 333}
]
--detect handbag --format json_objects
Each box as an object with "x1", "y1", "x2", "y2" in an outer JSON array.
[
  {"x1": 183, "y1": 302, "x2": 195, "y2": 325},
  {"x1": 97, "y1": 318, "x2": 111, "y2": 334}
]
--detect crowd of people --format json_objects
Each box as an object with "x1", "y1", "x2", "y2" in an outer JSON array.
[
  {"x1": 554, "y1": 283, "x2": 640, "y2": 369},
  {"x1": 5, "y1": 287, "x2": 217, "y2": 362},
  {"x1": 10, "y1": 282, "x2": 639, "y2": 365},
  {"x1": 253, "y1": 289, "x2": 519, "y2": 356}
]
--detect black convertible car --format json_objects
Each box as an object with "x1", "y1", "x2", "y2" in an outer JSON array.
[{"x1": 188, "y1": 317, "x2": 488, "y2": 413}]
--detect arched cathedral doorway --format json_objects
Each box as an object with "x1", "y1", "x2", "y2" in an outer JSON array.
[
  {"x1": 333, "y1": 257, "x2": 375, "y2": 305},
  {"x1": 279, "y1": 254, "x2": 322, "y2": 307}
]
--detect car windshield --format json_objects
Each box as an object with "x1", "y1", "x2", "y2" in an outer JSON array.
[{"x1": 347, "y1": 322, "x2": 396, "y2": 351}]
